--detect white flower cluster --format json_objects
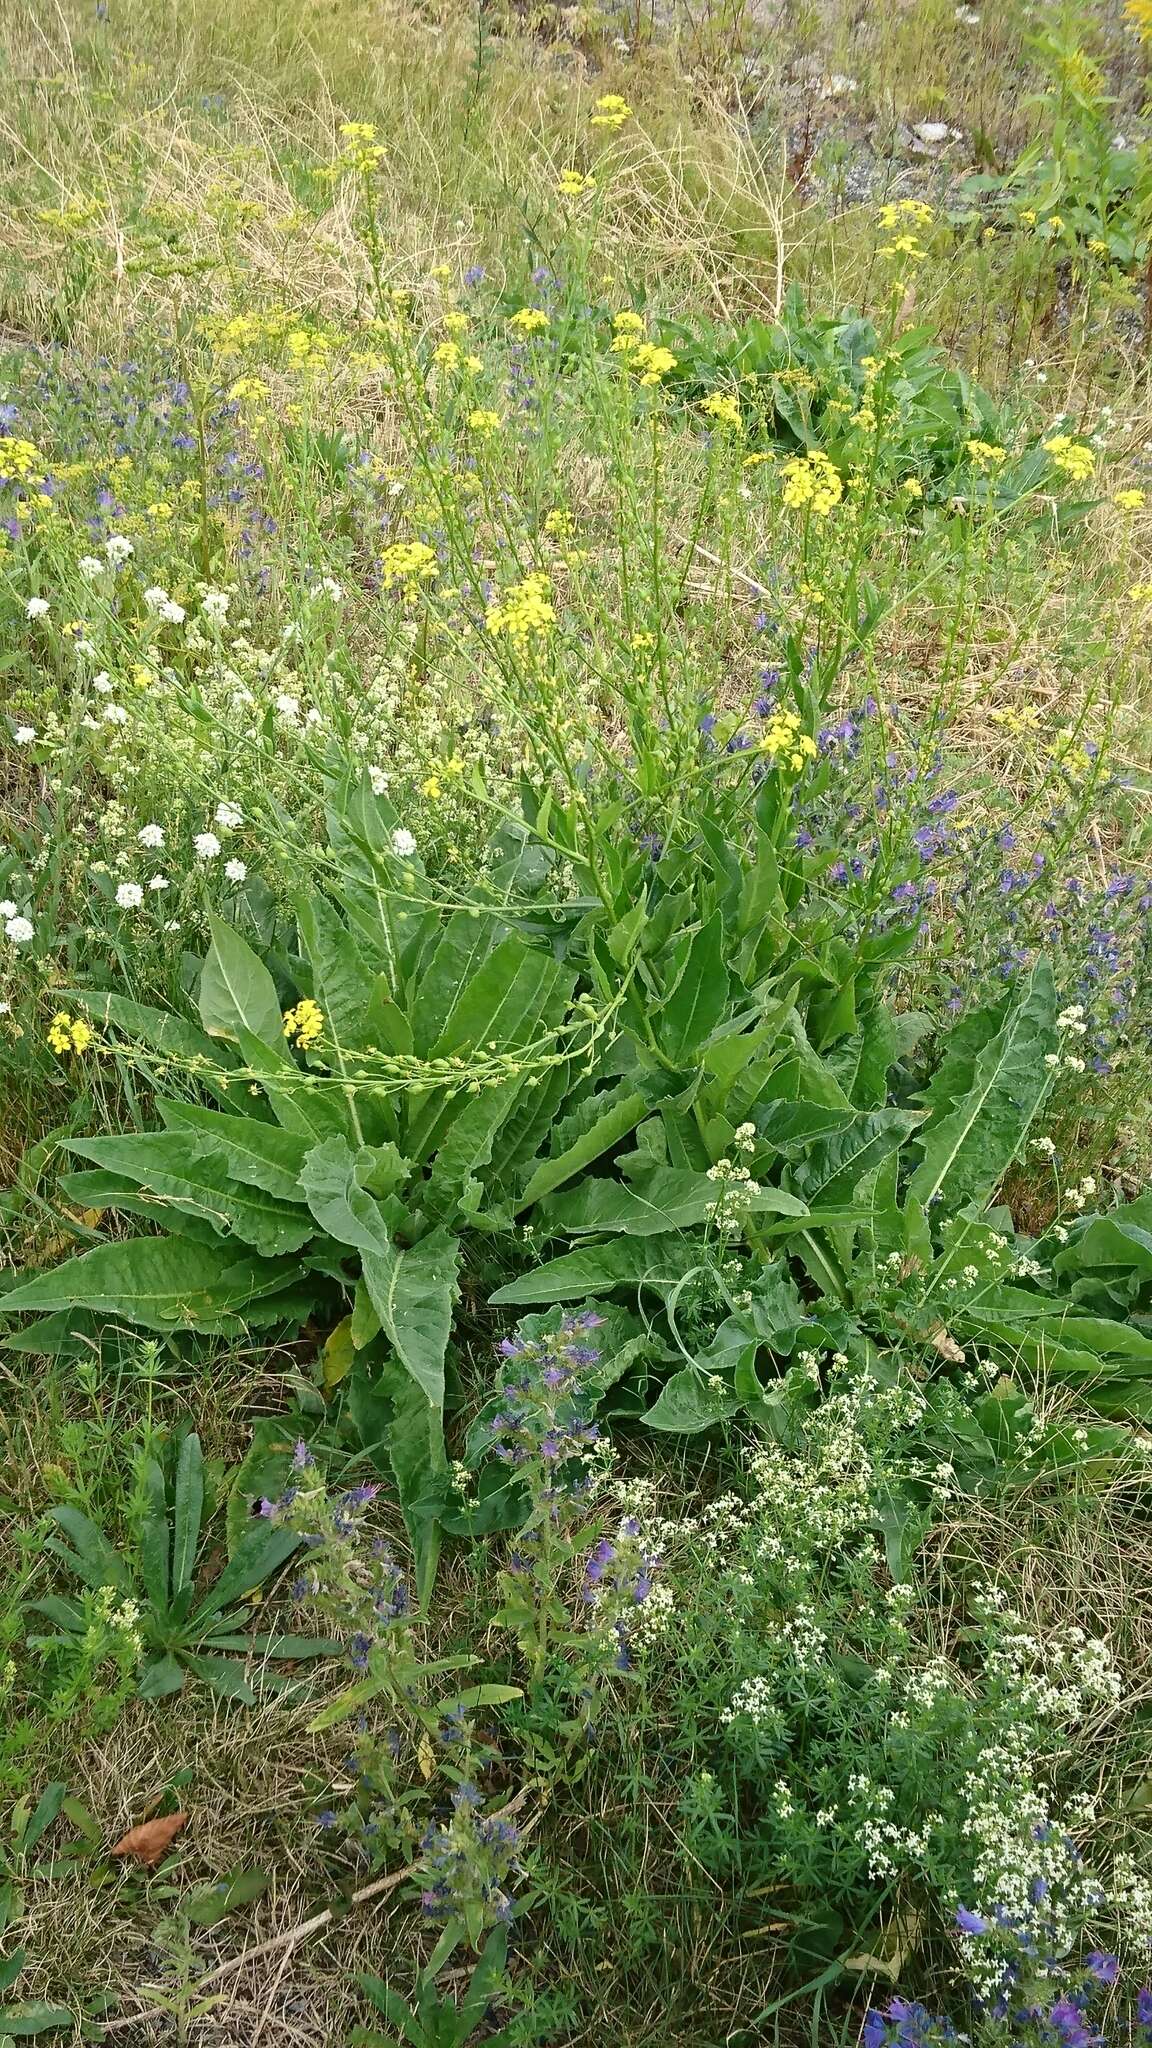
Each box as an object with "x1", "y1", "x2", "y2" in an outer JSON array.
[{"x1": 705, "y1": 1155, "x2": 760, "y2": 1230}]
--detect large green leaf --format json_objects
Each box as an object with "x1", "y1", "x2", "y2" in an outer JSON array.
[
  {"x1": 517, "y1": 1086, "x2": 648, "y2": 1209},
  {"x1": 491, "y1": 1234, "x2": 693, "y2": 1306},
  {"x1": 361, "y1": 1230, "x2": 461, "y2": 1410},
  {"x1": 64, "y1": 1133, "x2": 313, "y2": 1257},
  {"x1": 792, "y1": 1110, "x2": 921, "y2": 1208},
  {"x1": 658, "y1": 912, "x2": 728, "y2": 1063},
  {"x1": 157, "y1": 1100, "x2": 310, "y2": 1202},
  {"x1": 408, "y1": 911, "x2": 500, "y2": 1054},
  {"x1": 541, "y1": 1167, "x2": 807, "y2": 1237},
  {"x1": 299, "y1": 1136, "x2": 393, "y2": 1257},
  {"x1": 0, "y1": 1239, "x2": 299, "y2": 1334},
  {"x1": 430, "y1": 935, "x2": 570, "y2": 1059},
  {"x1": 909, "y1": 960, "x2": 1058, "y2": 1213},
  {"x1": 199, "y1": 917, "x2": 288, "y2": 1054}
]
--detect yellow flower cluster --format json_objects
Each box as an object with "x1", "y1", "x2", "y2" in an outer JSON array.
[
  {"x1": 1115, "y1": 488, "x2": 1146, "y2": 510},
  {"x1": 877, "y1": 198, "x2": 934, "y2": 231},
  {"x1": 758, "y1": 709, "x2": 818, "y2": 773},
  {"x1": 1043, "y1": 435, "x2": 1095, "y2": 483},
  {"x1": 988, "y1": 704, "x2": 1041, "y2": 736},
  {"x1": 47, "y1": 1011, "x2": 93, "y2": 1056},
  {"x1": 38, "y1": 195, "x2": 104, "y2": 234},
  {"x1": 780, "y1": 449, "x2": 843, "y2": 516},
  {"x1": 590, "y1": 94, "x2": 632, "y2": 130},
  {"x1": 557, "y1": 168, "x2": 596, "y2": 198},
  {"x1": 1126, "y1": 0, "x2": 1152, "y2": 39},
  {"x1": 880, "y1": 233, "x2": 927, "y2": 263},
  {"x1": 0, "y1": 437, "x2": 47, "y2": 483},
  {"x1": 485, "y1": 571, "x2": 556, "y2": 643},
  {"x1": 283, "y1": 999, "x2": 325, "y2": 1050},
  {"x1": 381, "y1": 540, "x2": 438, "y2": 591},
  {"x1": 334, "y1": 120, "x2": 386, "y2": 173},
  {"x1": 700, "y1": 392, "x2": 743, "y2": 431},
  {"x1": 967, "y1": 440, "x2": 1007, "y2": 467},
  {"x1": 509, "y1": 307, "x2": 550, "y2": 336},
  {"x1": 467, "y1": 409, "x2": 502, "y2": 437},
  {"x1": 627, "y1": 342, "x2": 677, "y2": 387},
  {"x1": 204, "y1": 309, "x2": 333, "y2": 369},
  {"x1": 228, "y1": 376, "x2": 270, "y2": 406}
]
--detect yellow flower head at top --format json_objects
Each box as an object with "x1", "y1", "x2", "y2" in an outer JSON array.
[
  {"x1": 47, "y1": 1011, "x2": 92, "y2": 1056},
  {"x1": 758, "y1": 707, "x2": 818, "y2": 775},
  {"x1": 557, "y1": 168, "x2": 597, "y2": 199},
  {"x1": 1114, "y1": 488, "x2": 1145, "y2": 511},
  {"x1": 1043, "y1": 435, "x2": 1095, "y2": 485},
  {"x1": 590, "y1": 94, "x2": 632, "y2": 130},
  {"x1": 627, "y1": 342, "x2": 677, "y2": 387},
  {"x1": 700, "y1": 392, "x2": 743, "y2": 432},
  {"x1": 336, "y1": 120, "x2": 386, "y2": 173},
  {"x1": 877, "y1": 198, "x2": 934, "y2": 233},
  {"x1": 509, "y1": 307, "x2": 550, "y2": 337},
  {"x1": 966, "y1": 440, "x2": 1007, "y2": 468},
  {"x1": 283, "y1": 998, "x2": 324, "y2": 1050},
  {"x1": 1126, "y1": 0, "x2": 1152, "y2": 40},
  {"x1": 780, "y1": 448, "x2": 843, "y2": 517},
  {"x1": 485, "y1": 571, "x2": 556, "y2": 645},
  {"x1": 467, "y1": 409, "x2": 502, "y2": 437},
  {"x1": 433, "y1": 340, "x2": 463, "y2": 371},
  {"x1": 381, "y1": 540, "x2": 438, "y2": 593}
]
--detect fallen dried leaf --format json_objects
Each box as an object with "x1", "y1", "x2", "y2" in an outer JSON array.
[
  {"x1": 928, "y1": 1324, "x2": 965, "y2": 1364},
  {"x1": 111, "y1": 1810, "x2": 188, "y2": 1868}
]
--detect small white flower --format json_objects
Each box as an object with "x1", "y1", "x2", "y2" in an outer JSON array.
[
  {"x1": 319, "y1": 577, "x2": 344, "y2": 601},
  {"x1": 392, "y1": 827, "x2": 417, "y2": 858},
  {"x1": 144, "y1": 586, "x2": 186, "y2": 625},
  {"x1": 0, "y1": 901, "x2": 16, "y2": 918},
  {"x1": 102, "y1": 703, "x2": 128, "y2": 725},
  {"x1": 214, "y1": 801, "x2": 243, "y2": 830},
  {"x1": 78, "y1": 555, "x2": 105, "y2": 580},
  {"x1": 137, "y1": 823, "x2": 165, "y2": 848},
  {"x1": 115, "y1": 881, "x2": 144, "y2": 909},
  {"x1": 25, "y1": 598, "x2": 49, "y2": 620},
  {"x1": 75, "y1": 639, "x2": 97, "y2": 659},
  {"x1": 224, "y1": 859, "x2": 247, "y2": 883},
  {"x1": 92, "y1": 671, "x2": 113, "y2": 694},
  {"x1": 0, "y1": 1001, "x2": 9, "y2": 1015},
  {"x1": 201, "y1": 589, "x2": 230, "y2": 623},
  {"x1": 13, "y1": 726, "x2": 36, "y2": 745},
  {"x1": 369, "y1": 766, "x2": 389, "y2": 795},
  {"x1": 104, "y1": 535, "x2": 133, "y2": 564},
  {"x1": 274, "y1": 693, "x2": 300, "y2": 719},
  {"x1": 194, "y1": 832, "x2": 221, "y2": 861},
  {"x1": 148, "y1": 874, "x2": 170, "y2": 892},
  {"x1": 5, "y1": 916, "x2": 34, "y2": 944}
]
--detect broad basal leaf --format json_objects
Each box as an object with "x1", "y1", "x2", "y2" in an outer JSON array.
[
  {"x1": 64, "y1": 1133, "x2": 313, "y2": 1256},
  {"x1": 0, "y1": 1239, "x2": 300, "y2": 1334},
  {"x1": 909, "y1": 960, "x2": 1058, "y2": 1214},
  {"x1": 199, "y1": 916, "x2": 289, "y2": 1054}
]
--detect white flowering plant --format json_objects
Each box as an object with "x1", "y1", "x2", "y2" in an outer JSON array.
[{"x1": 627, "y1": 1358, "x2": 1148, "y2": 1992}]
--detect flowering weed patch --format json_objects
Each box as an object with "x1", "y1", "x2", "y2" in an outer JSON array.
[{"x1": 3, "y1": 0, "x2": 1152, "y2": 2039}]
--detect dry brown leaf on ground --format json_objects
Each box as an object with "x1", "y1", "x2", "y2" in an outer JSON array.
[{"x1": 110, "y1": 1810, "x2": 189, "y2": 1868}]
